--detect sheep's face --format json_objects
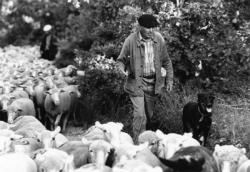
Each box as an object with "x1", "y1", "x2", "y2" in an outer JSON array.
[
  {"x1": 95, "y1": 121, "x2": 123, "y2": 147},
  {"x1": 7, "y1": 106, "x2": 22, "y2": 124},
  {"x1": 213, "y1": 144, "x2": 248, "y2": 172},
  {"x1": 47, "y1": 89, "x2": 65, "y2": 106},
  {"x1": 88, "y1": 140, "x2": 112, "y2": 167}
]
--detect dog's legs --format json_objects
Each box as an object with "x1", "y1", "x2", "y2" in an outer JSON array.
[{"x1": 201, "y1": 118, "x2": 212, "y2": 146}]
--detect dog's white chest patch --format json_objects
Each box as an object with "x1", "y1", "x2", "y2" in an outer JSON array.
[{"x1": 206, "y1": 108, "x2": 212, "y2": 113}]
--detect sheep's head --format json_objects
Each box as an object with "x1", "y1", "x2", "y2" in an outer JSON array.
[
  {"x1": 213, "y1": 144, "x2": 248, "y2": 172},
  {"x1": 82, "y1": 138, "x2": 113, "y2": 168},
  {"x1": 95, "y1": 121, "x2": 124, "y2": 147}
]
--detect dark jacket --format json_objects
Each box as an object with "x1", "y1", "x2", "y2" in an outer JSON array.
[
  {"x1": 116, "y1": 31, "x2": 173, "y2": 96},
  {"x1": 40, "y1": 33, "x2": 58, "y2": 61}
]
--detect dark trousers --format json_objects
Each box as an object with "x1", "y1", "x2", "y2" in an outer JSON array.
[{"x1": 129, "y1": 77, "x2": 157, "y2": 143}]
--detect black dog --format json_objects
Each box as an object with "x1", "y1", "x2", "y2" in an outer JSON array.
[{"x1": 182, "y1": 93, "x2": 215, "y2": 146}]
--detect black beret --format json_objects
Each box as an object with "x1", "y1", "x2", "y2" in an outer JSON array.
[{"x1": 138, "y1": 14, "x2": 159, "y2": 28}]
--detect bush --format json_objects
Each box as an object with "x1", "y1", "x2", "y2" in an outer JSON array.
[{"x1": 75, "y1": 50, "x2": 132, "y2": 127}]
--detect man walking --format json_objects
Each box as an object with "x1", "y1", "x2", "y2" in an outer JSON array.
[{"x1": 116, "y1": 14, "x2": 174, "y2": 142}]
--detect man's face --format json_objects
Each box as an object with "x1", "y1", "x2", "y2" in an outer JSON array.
[{"x1": 140, "y1": 26, "x2": 154, "y2": 39}]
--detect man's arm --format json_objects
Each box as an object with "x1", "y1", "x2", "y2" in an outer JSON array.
[
  {"x1": 159, "y1": 34, "x2": 173, "y2": 91},
  {"x1": 116, "y1": 38, "x2": 130, "y2": 76},
  {"x1": 160, "y1": 38, "x2": 173, "y2": 82}
]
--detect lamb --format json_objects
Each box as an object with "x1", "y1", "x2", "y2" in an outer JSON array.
[
  {"x1": 61, "y1": 85, "x2": 81, "y2": 126},
  {"x1": 59, "y1": 140, "x2": 89, "y2": 168},
  {"x1": 138, "y1": 130, "x2": 160, "y2": 155},
  {"x1": 44, "y1": 87, "x2": 72, "y2": 131},
  {"x1": 237, "y1": 160, "x2": 250, "y2": 172},
  {"x1": 213, "y1": 144, "x2": 248, "y2": 172},
  {"x1": 113, "y1": 159, "x2": 163, "y2": 172},
  {"x1": 34, "y1": 81, "x2": 49, "y2": 125},
  {"x1": 155, "y1": 129, "x2": 200, "y2": 159},
  {"x1": 10, "y1": 116, "x2": 46, "y2": 138},
  {"x1": 12, "y1": 137, "x2": 43, "y2": 156},
  {"x1": 33, "y1": 148, "x2": 74, "y2": 172},
  {"x1": 36, "y1": 126, "x2": 68, "y2": 149},
  {"x1": 0, "y1": 153, "x2": 37, "y2": 172},
  {"x1": 7, "y1": 98, "x2": 36, "y2": 123}
]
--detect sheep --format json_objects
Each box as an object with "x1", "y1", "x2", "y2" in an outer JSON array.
[
  {"x1": 0, "y1": 135, "x2": 14, "y2": 155},
  {"x1": 44, "y1": 87, "x2": 72, "y2": 131},
  {"x1": 72, "y1": 138, "x2": 114, "y2": 172},
  {"x1": 12, "y1": 137, "x2": 43, "y2": 156},
  {"x1": 59, "y1": 140, "x2": 89, "y2": 168},
  {"x1": 0, "y1": 94, "x2": 14, "y2": 111},
  {"x1": 9, "y1": 89, "x2": 29, "y2": 99},
  {"x1": 33, "y1": 148, "x2": 74, "y2": 172},
  {"x1": 237, "y1": 160, "x2": 250, "y2": 172},
  {"x1": 61, "y1": 84, "x2": 81, "y2": 127},
  {"x1": 155, "y1": 129, "x2": 200, "y2": 159},
  {"x1": 74, "y1": 164, "x2": 112, "y2": 172},
  {"x1": 10, "y1": 116, "x2": 46, "y2": 138},
  {"x1": 138, "y1": 130, "x2": 160, "y2": 155},
  {"x1": 0, "y1": 153, "x2": 37, "y2": 172},
  {"x1": 81, "y1": 138, "x2": 113, "y2": 167},
  {"x1": 0, "y1": 121, "x2": 10, "y2": 129},
  {"x1": 10, "y1": 116, "x2": 68, "y2": 149},
  {"x1": 34, "y1": 81, "x2": 49, "y2": 124},
  {"x1": 20, "y1": 82, "x2": 35, "y2": 101},
  {"x1": 110, "y1": 142, "x2": 149, "y2": 167},
  {"x1": 36, "y1": 126, "x2": 68, "y2": 149},
  {"x1": 94, "y1": 121, "x2": 134, "y2": 147},
  {"x1": 7, "y1": 98, "x2": 36, "y2": 123},
  {"x1": 213, "y1": 144, "x2": 248, "y2": 172},
  {"x1": 113, "y1": 159, "x2": 163, "y2": 172}
]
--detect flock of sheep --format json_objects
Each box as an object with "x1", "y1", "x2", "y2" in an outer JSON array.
[{"x1": 0, "y1": 45, "x2": 250, "y2": 172}]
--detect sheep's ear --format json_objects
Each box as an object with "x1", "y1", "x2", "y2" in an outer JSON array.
[
  {"x1": 214, "y1": 144, "x2": 220, "y2": 152},
  {"x1": 51, "y1": 126, "x2": 61, "y2": 137},
  {"x1": 95, "y1": 121, "x2": 102, "y2": 127},
  {"x1": 54, "y1": 126, "x2": 61, "y2": 133},
  {"x1": 81, "y1": 137, "x2": 91, "y2": 145},
  {"x1": 240, "y1": 148, "x2": 246, "y2": 154},
  {"x1": 117, "y1": 122, "x2": 124, "y2": 130},
  {"x1": 155, "y1": 130, "x2": 165, "y2": 140}
]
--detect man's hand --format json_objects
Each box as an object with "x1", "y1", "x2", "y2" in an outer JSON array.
[
  {"x1": 118, "y1": 68, "x2": 128, "y2": 76},
  {"x1": 119, "y1": 69, "x2": 128, "y2": 76},
  {"x1": 161, "y1": 67, "x2": 166, "y2": 77},
  {"x1": 116, "y1": 62, "x2": 128, "y2": 76},
  {"x1": 166, "y1": 80, "x2": 173, "y2": 92}
]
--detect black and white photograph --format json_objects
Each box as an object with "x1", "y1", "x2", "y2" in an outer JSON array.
[{"x1": 0, "y1": 0, "x2": 250, "y2": 171}]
